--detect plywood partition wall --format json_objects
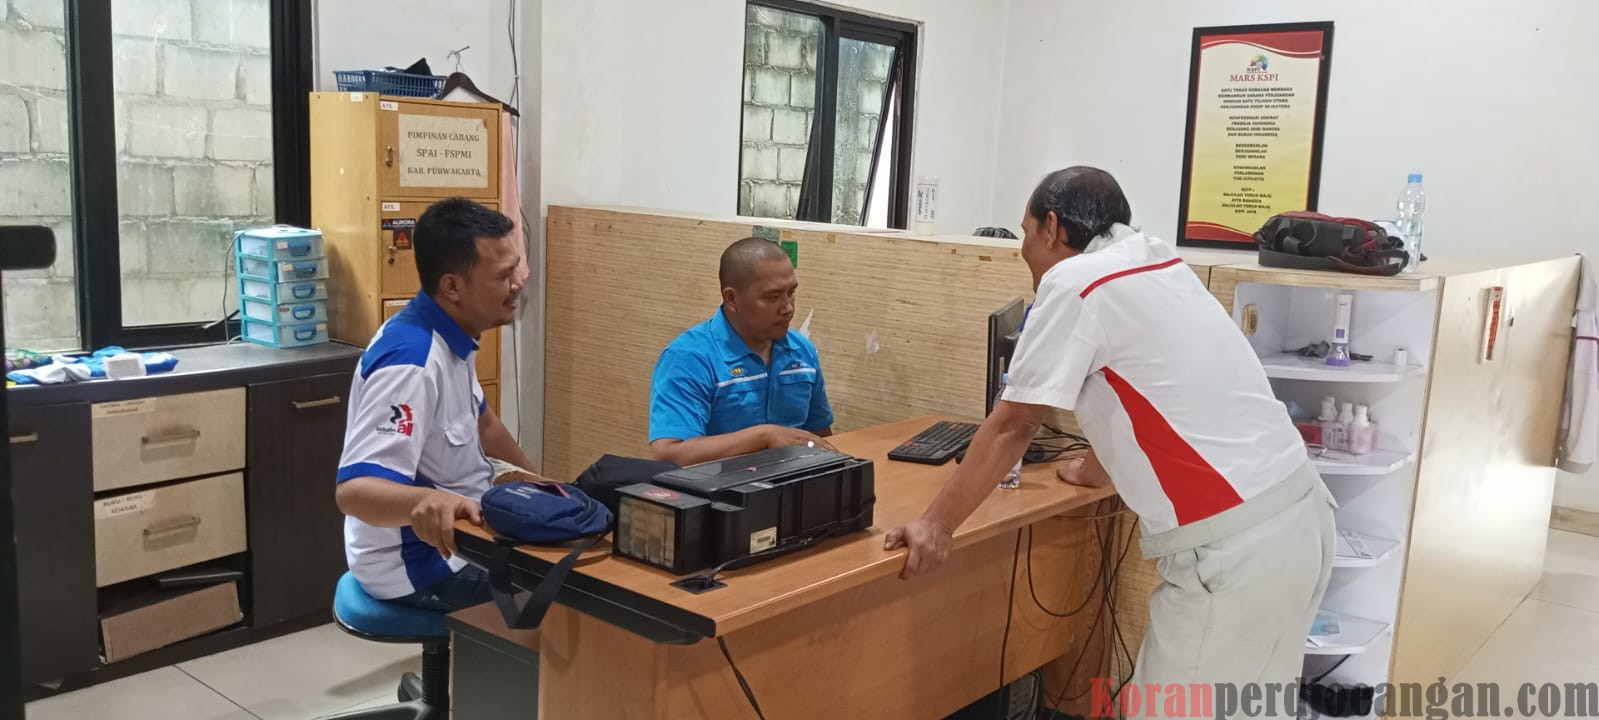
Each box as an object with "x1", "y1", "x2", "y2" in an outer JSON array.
[
  {"x1": 1390, "y1": 256, "x2": 1580, "y2": 688},
  {"x1": 542, "y1": 206, "x2": 1037, "y2": 479}
]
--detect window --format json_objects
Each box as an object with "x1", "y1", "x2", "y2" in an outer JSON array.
[
  {"x1": 738, "y1": 1, "x2": 916, "y2": 228},
  {"x1": 0, "y1": 0, "x2": 311, "y2": 352}
]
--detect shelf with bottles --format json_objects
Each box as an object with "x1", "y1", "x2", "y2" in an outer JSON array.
[{"x1": 1305, "y1": 610, "x2": 1390, "y2": 656}]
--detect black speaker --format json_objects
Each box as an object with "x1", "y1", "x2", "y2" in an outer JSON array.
[{"x1": 0, "y1": 226, "x2": 56, "y2": 271}]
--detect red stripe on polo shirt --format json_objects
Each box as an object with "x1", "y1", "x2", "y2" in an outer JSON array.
[
  {"x1": 1102, "y1": 367, "x2": 1243, "y2": 525},
  {"x1": 1080, "y1": 257, "x2": 1185, "y2": 298}
]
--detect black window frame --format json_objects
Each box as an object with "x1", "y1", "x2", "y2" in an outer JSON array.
[
  {"x1": 65, "y1": 0, "x2": 314, "y2": 351},
  {"x1": 743, "y1": 0, "x2": 917, "y2": 229}
]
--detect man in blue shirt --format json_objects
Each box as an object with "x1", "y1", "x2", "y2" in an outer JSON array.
[{"x1": 649, "y1": 237, "x2": 835, "y2": 466}]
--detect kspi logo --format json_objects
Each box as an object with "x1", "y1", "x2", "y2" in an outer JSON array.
[
  {"x1": 1247, "y1": 54, "x2": 1269, "y2": 73},
  {"x1": 379, "y1": 403, "x2": 415, "y2": 437}
]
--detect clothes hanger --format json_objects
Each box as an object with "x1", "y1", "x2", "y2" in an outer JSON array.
[{"x1": 436, "y1": 46, "x2": 520, "y2": 117}]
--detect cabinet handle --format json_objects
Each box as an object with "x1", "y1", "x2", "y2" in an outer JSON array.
[
  {"x1": 141, "y1": 428, "x2": 202, "y2": 447},
  {"x1": 385, "y1": 145, "x2": 395, "y2": 167},
  {"x1": 9, "y1": 433, "x2": 38, "y2": 445},
  {"x1": 144, "y1": 515, "x2": 202, "y2": 537},
  {"x1": 292, "y1": 395, "x2": 342, "y2": 410}
]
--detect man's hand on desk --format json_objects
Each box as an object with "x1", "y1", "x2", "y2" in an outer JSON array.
[
  {"x1": 410, "y1": 491, "x2": 483, "y2": 560},
  {"x1": 883, "y1": 517, "x2": 954, "y2": 579},
  {"x1": 762, "y1": 425, "x2": 836, "y2": 451},
  {"x1": 1056, "y1": 450, "x2": 1111, "y2": 489}
]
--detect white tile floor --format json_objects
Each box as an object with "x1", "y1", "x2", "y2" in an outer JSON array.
[{"x1": 25, "y1": 530, "x2": 1599, "y2": 719}]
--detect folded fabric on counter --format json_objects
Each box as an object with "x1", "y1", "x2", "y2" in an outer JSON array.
[{"x1": 6, "y1": 346, "x2": 180, "y2": 385}]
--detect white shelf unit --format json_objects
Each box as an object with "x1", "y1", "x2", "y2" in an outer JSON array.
[
  {"x1": 1333, "y1": 531, "x2": 1401, "y2": 569},
  {"x1": 1233, "y1": 280, "x2": 1438, "y2": 689},
  {"x1": 1260, "y1": 354, "x2": 1427, "y2": 383},
  {"x1": 1305, "y1": 611, "x2": 1391, "y2": 655},
  {"x1": 1313, "y1": 449, "x2": 1417, "y2": 477}
]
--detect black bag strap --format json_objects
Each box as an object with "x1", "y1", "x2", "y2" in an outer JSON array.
[{"x1": 486, "y1": 532, "x2": 607, "y2": 630}]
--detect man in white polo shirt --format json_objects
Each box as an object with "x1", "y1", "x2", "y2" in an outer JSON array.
[
  {"x1": 886, "y1": 167, "x2": 1335, "y2": 714},
  {"x1": 335, "y1": 198, "x2": 537, "y2": 612}
]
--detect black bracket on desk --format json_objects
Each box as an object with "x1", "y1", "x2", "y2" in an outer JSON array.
[{"x1": 456, "y1": 531, "x2": 714, "y2": 645}]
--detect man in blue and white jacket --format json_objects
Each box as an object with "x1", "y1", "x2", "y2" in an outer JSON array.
[{"x1": 335, "y1": 198, "x2": 536, "y2": 612}]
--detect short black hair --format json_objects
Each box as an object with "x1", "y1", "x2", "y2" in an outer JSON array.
[
  {"x1": 1026, "y1": 166, "x2": 1132, "y2": 250},
  {"x1": 413, "y1": 197, "x2": 514, "y2": 295},
  {"x1": 973, "y1": 226, "x2": 1017, "y2": 239},
  {"x1": 718, "y1": 236, "x2": 791, "y2": 290}
]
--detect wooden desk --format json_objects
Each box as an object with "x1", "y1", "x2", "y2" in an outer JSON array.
[{"x1": 456, "y1": 417, "x2": 1120, "y2": 719}]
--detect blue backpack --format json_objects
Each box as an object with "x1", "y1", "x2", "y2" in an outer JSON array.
[{"x1": 480, "y1": 481, "x2": 613, "y2": 629}]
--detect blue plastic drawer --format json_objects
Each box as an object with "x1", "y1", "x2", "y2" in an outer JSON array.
[
  {"x1": 238, "y1": 256, "x2": 329, "y2": 283},
  {"x1": 242, "y1": 319, "x2": 329, "y2": 348},
  {"x1": 239, "y1": 278, "x2": 327, "y2": 304},
  {"x1": 241, "y1": 298, "x2": 328, "y2": 325},
  {"x1": 236, "y1": 226, "x2": 324, "y2": 261}
]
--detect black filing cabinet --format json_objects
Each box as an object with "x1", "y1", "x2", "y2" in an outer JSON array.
[
  {"x1": 8, "y1": 403, "x2": 98, "y2": 686},
  {"x1": 246, "y1": 372, "x2": 352, "y2": 626}
]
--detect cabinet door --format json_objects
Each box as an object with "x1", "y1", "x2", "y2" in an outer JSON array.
[
  {"x1": 377, "y1": 100, "x2": 500, "y2": 200},
  {"x1": 8, "y1": 403, "x2": 98, "y2": 685},
  {"x1": 246, "y1": 373, "x2": 351, "y2": 625},
  {"x1": 378, "y1": 200, "x2": 499, "y2": 298}
]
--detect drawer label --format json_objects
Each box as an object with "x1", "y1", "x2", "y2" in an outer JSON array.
[
  {"x1": 381, "y1": 202, "x2": 401, "y2": 212},
  {"x1": 750, "y1": 527, "x2": 777, "y2": 554},
  {"x1": 94, "y1": 398, "x2": 154, "y2": 418},
  {"x1": 379, "y1": 100, "x2": 398, "y2": 111},
  {"x1": 396, "y1": 113, "x2": 490, "y2": 189},
  {"x1": 96, "y1": 492, "x2": 152, "y2": 519}
]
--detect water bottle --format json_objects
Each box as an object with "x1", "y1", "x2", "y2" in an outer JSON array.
[
  {"x1": 1396, "y1": 174, "x2": 1426, "y2": 272},
  {"x1": 998, "y1": 373, "x2": 1022, "y2": 489}
]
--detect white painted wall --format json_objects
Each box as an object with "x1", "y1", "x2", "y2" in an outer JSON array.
[
  {"x1": 988, "y1": 0, "x2": 1599, "y2": 510},
  {"x1": 539, "y1": 0, "x2": 1009, "y2": 234}
]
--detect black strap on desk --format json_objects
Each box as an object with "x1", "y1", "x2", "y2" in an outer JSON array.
[{"x1": 487, "y1": 533, "x2": 606, "y2": 630}]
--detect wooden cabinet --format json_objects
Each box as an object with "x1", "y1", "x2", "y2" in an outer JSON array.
[
  {"x1": 311, "y1": 92, "x2": 503, "y2": 396},
  {"x1": 245, "y1": 373, "x2": 351, "y2": 626},
  {"x1": 8, "y1": 403, "x2": 98, "y2": 686}
]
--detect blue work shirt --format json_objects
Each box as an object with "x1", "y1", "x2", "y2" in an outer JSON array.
[{"x1": 649, "y1": 307, "x2": 833, "y2": 443}]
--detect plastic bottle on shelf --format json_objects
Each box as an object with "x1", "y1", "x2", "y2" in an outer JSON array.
[
  {"x1": 1348, "y1": 405, "x2": 1376, "y2": 456},
  {"x1": 1396, "y1": 174, "x2": 1427, "y2": 272},
  {"x1": 1319, "y1": 397, "x2": 1345, "y2": 452}
]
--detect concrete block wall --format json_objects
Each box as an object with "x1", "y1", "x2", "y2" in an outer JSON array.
[
  {"x1": 738, "y1": 5, "x2": 894, "y2": 225},
  {"x1": 0, "y1": 0, "x2": 274, "y2": 352}
]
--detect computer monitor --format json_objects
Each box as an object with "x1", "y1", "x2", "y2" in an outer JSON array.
[{"x1": 986, "y1": 298, "x2": 1026, "y2": 415}]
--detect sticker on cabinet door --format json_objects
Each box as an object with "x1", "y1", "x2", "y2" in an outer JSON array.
[
  {"x1": 381, "y1": 202, "x2": 401, "y2": 212},
  {"x1": 96, "y1": 492, "x2": 152, "y2": 519},
  {"x1": 381, "y1": 218, "x2": 417, "y2": 249},
  {"x1": 93, "y1": 398, "x2": 155, "y2": 418},
  {"x1": 380, "y1": 100, "x2": 398, "y2": 111}
]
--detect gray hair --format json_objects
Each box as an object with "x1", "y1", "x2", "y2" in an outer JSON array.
[{"x1": 1026, "y1": 167, "x2": 1132, "y2": 250}]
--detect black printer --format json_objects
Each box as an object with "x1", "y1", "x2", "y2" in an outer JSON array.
[{"x1": 613, "y1": 446, "x2": 874, "y2": 574}]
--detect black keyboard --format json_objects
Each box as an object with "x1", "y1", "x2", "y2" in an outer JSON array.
[{"x1": 888, "y1": 421, "x2": 979, "y2": 465}]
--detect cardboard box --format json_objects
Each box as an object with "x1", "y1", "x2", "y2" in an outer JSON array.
[{"x1": 100, "y1": 581, "x2": 241, "y2": 663}]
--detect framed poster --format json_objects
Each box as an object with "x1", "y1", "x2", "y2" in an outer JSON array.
[{"x1": 1176, "y1": 22, "x2": 1334, "y2": 249}]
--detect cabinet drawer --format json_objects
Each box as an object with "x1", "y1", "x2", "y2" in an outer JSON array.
[
  {"x1": 377, "y1": 100, "x2": 501, "y2": 200},
  {"x1": 378, "y1": 200, "x2": 498, "y2": 298},
  {"x1": 94, "y1": 473, "x2": 248, "y2": 587},
  {"x1": 92, "y1": 388, "x2": 246, "y2": 492}
]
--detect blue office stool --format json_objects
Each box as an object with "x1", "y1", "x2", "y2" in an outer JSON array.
[{"x1": 319, "y1": 572, "x2": 450, "y2": 720}]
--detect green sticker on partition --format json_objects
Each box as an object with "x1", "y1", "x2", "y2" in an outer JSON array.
[
  {"x1": 752, "y1": 226, "x2": 780, "y2": 243},
  {"x1": 780, "y1": 240, "x2": 798, "y2": 268}
]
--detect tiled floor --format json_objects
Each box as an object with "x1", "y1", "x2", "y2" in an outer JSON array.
[{"x1": 25, "y1": 530, "x2": 1599, "y2": 719}]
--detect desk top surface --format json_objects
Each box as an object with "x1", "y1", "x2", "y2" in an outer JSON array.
[{"x1": 457, "y1": 416, "x2": 1109, "y2": 635}]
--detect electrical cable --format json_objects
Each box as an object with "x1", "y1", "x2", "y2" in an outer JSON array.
[
  {"x1": 998, "y1": 528, "x2": 1023, "y2": 720},
  {"x1": 718, "y1": 636, "x2": 768, "y2": 720},
  {"x1": 1040, "y1": 507, "x2": 1117, "y2": 712},
  {"x1": 1307, "y1": 655, "x2": 1349, "y2": 686}
]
